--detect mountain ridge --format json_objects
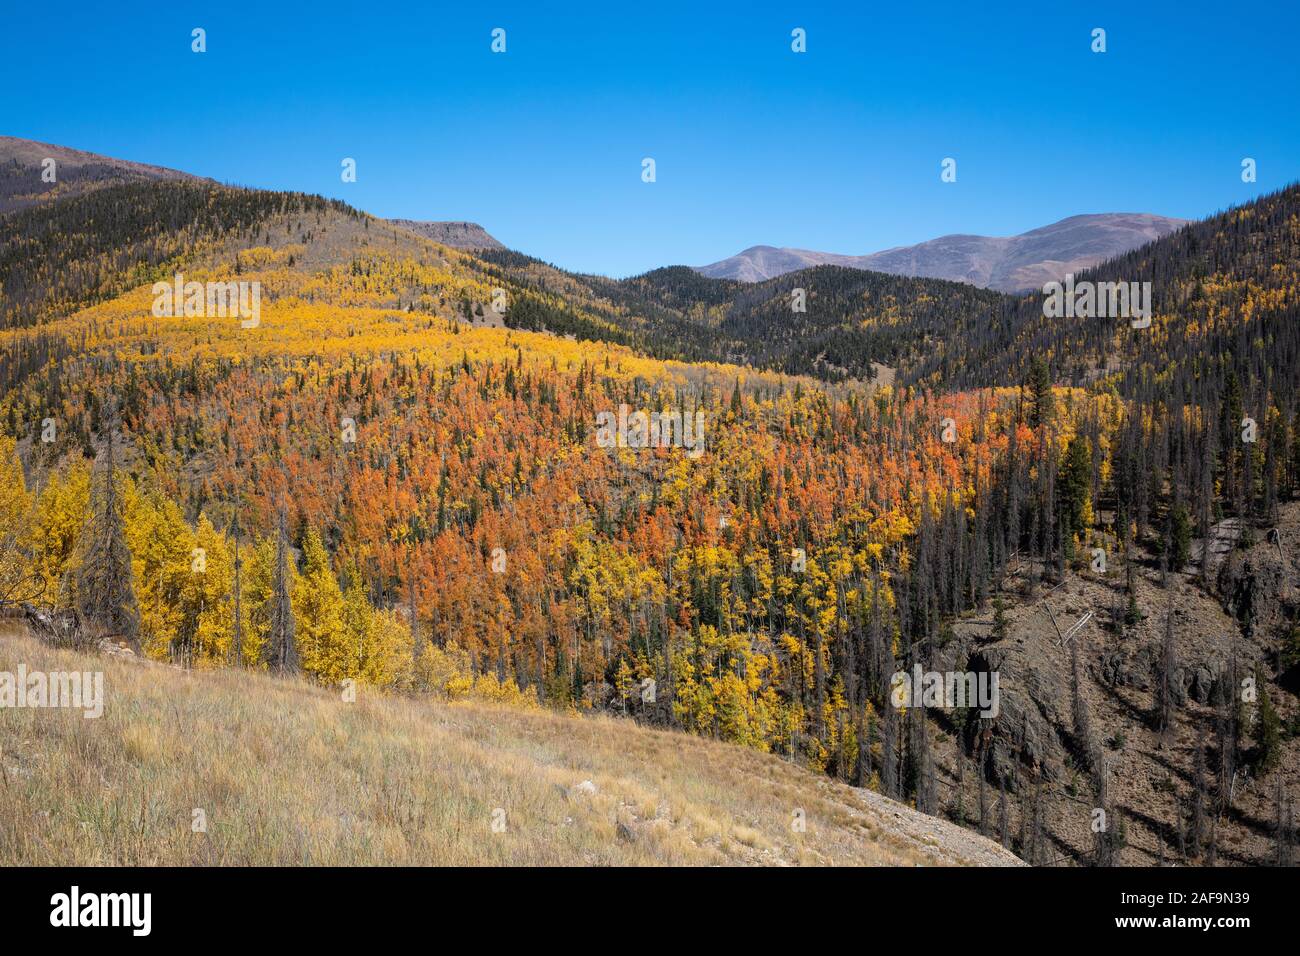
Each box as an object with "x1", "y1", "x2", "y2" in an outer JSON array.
[
  {"x1": 694, "y1": 212, "x2": 1191, "y2": 292},
  {"x1": 0, "y1": 135, "x2": 207, "y2": 214}
]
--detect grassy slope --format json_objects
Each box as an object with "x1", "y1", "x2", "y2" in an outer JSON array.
[{"x1": 0, "y1": 628, "x2": 1019, "y2": 867}]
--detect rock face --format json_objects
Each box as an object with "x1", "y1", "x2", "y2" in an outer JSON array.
[
  {"x1": 693, "y1": 213, "x2": 1189, "y2": 291},
  {"x1": 1217, "y1": 521, "x2": 1299, "y2": 642},
  {"x1": 387, "y1": 219, "x2": 504, "y2": 250}
]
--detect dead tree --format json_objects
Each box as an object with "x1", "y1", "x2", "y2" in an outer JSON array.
[
  {"x1": 21, "y1": 603, "x2": 86, "y2": 649},
  {"x1": 977, "y1": 747, "x2": 989, "y2": 837},
  {"x1": 911, "y1": 704, "x2": 937, "y2": 815},
  {"x1": 1028, "y1": 782, "x2": 1045, "y2": 865},
  {"x1": 1215, "y1": 653, "x2": 1240, "y2": 811},
  {"x1": 1071, "y1": 638, "x2": 1093, "y2": 770},
  {"x1": 1190, "y1": 742, "x2": 1207, "y2": 858},
  {"x1": 854, "y1": 702, "x2": 873, "y2": 788},
  {"x1": 1275, "y1": 777, "x2": 1295, "y2": 867},
  {"x1": 998, "y1": 778, "x2": 1010, "y2": 849},
  {"x1": 1154, "y1": 604, "x2": 1177, "y2": 742},
  {"x1": 1094, "y1": 751, "x2": 1116, "y2": 867},
  {"x1": 881, "y1": 698, "x2": 899, "y2": 799},
  {"x1": 951, "y1": 752, "x2": 966, "y2": 825}
]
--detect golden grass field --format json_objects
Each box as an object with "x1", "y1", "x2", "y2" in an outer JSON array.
[{"x1": 0, "y1": 627, "x2": 1019, "y2": 866}]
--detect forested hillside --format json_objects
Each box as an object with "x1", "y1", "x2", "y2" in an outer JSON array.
[
  {"x1": 481, "y1": 252, "x2": 1014, "y2": 382},
  {"x1": 1, "y1": 152, "x2": 1297, "y2": 866},
  {"x1": 0, "y1": 181, "x2": 360, "y2": 328}
]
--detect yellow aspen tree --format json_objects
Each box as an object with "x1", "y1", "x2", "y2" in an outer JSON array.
[
  {"x1": 293, "y1": 527, "x2": 349, "y2": 684},
  {"x1": 126, "y1": 492, "x2": 193, "y2": 661},
  {"x1": 31, "y1": 461, "x2": 91, "y2": 608},
  {"x1": 182, "y1": 513, "x2": 234, "y2": 666},
  {"x1": 0, "y1": 437, "x2": 37, "y2": 607}
]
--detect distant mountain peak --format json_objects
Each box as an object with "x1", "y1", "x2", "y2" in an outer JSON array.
[
  {"x1": 387, "y1": 219, "x2": 504, "y2": 251},
  {"x1": 694, "y1": 213, "x2": 1191, "y2": 292}
]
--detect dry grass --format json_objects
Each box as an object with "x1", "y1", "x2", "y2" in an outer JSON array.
[{"x1": 0, "y1": 628, "x2": 1017, "y2": 866}]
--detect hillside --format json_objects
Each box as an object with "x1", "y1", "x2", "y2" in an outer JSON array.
[
  {"x1": 926, "y1": 501, "x2": 1300, "y2": 865},
  {"x1": 0, "y1": 627, "x2": 1018, "y2": 866},
  {"x1": 0, "y1": 135, "x2": 205, "y2": 215},
  {"x1": 905, "y1": 182, "x2": 1300, "y2": 399},
  {"x1": 479, "y1": 254, "x2": 1014, "y2": 382}
]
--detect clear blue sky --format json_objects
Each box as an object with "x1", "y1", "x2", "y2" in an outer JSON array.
[{"x1": 4, "y1": 1, "x2": 1297, "y2": 277}]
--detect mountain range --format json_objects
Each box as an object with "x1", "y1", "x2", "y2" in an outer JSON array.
[
  {"x1": 1, "y1": 137, "x2": 1187, "y2": 292},
  {"x1": 693, "y1": 213, "x2": 1190, "y2": 292}
]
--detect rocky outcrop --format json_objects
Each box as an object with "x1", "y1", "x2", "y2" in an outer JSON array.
[
  {"x1": 1216, "y1": 516, "x2": 1299, "y2": 642},
  {"x1": 387, "y1": 219, "x2": 504, "y2": 250}
]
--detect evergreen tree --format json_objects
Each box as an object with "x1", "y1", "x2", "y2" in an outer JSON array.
[
  {"x1": 76, "y1": 402, "x2": 140, "y2": 651},
  {"x1": 230, "y1": 517, "x2": 244, "y2": 666},
  {"x1": 1254, "y1": 668, "x2": 1281, "y2": 774},
  {"x1": 1028, "y1": 357, "x2": 1054, "y2": 429},
  {"x1": 265, "y1": 508, "x2": 300, "y2": 674}
]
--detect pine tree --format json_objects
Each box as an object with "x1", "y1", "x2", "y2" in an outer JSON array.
[
  {"x1": 1124, "y1": 562, "x2": 1143, "y2": 629},
  {"x1": 230, "y1": 516, "x2": 244, "y2": 666},
  {"x1": 265, "y1": 508, "x2": 299, "y2": 674},
  {"x1": 991, "y1": 596, "x2": 1009, "y2": 641},
  {"x1": 76, "y1": 402, "x2": 140, "y2": 651},
  {"x1": 408, "y1": 547, "x2": 420, "y2": 668},
  {"x1": 1028, "y1": 357, "x2": 1054, "y2": 430},
  {"x1": 1254, "y1": 668, "x2": 1282, "y2": 774}
]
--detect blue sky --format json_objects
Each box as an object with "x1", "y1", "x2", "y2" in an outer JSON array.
[{"x1": 4, "y1": 1, "x2": 1298, "y2": 277}]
